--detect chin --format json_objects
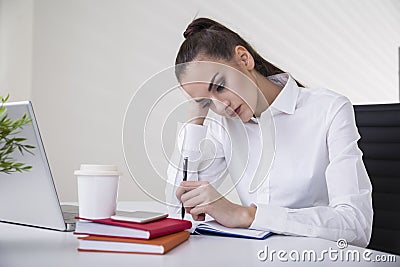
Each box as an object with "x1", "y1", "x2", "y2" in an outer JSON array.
[
  {"x1": 241, "y1": 117, "x2": 252, "y2": 123},
  {"x1": 240, "y1": 112, "x2": 253, "y2": 122}
]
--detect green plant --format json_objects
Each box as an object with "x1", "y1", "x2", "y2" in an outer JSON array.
[{"x1": 0, "y1": 95, "x2": 35, "y2": 174}]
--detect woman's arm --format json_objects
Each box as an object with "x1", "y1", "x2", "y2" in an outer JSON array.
[
  {"x1": 165, "y1": 120, "x2": 228, "y2": 215},
  {"x1": 250, "y1": 97, "x2": 373, "y2": 247}
]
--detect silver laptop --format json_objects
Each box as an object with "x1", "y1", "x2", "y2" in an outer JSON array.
[{"x1": 0, "y1": 101, "x2": 77, "y2": 231}]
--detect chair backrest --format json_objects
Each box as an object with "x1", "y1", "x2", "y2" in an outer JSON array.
[{"x1": 354, "y1": 103, "x2": 400, "y2": 255}]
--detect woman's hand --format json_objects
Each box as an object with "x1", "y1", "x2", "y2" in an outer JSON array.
[
  {"x1": 187, "y1": 99, "x2": 210, "y2": 125},
  {"x1": 176, "y1": 181, "x2": 257, "y2": 228}
]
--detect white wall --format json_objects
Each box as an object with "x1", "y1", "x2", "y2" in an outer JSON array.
[
  {"x1": 1, "y1": 0, "x2": 399, "y2": 202},
  {"x1": 0, "y1": 0, "x2": 33, "y2": 100}
]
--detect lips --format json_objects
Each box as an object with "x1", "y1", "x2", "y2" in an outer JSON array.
[
  {"x1": 234, "y1": 105, "x2": 241, "y2": 115},
  {"x1": 226, "y1": 105, "x2": 242, "y2": 117}
]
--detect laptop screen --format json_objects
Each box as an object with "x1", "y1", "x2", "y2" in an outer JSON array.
[{"x1": 0, "y1": 101, "x2": 67, "y2": 231}]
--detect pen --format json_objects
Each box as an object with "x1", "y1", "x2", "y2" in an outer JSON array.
[{"x1": 181, "y1": 156, "x2": 188, "y2": 220}]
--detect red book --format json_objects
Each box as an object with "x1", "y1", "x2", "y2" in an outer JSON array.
[{"x1": 74, "y1": 217, "x2": 192, "y2": 239}]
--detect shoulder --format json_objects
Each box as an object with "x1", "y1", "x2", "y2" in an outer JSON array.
[
  {"x1": 297, "y1": 86, "x2": 353, "y2": 126},
  {"x1": 298, "y1": 86, "x2": 351, "y2": 111},
  {"x1": 298, "y1": 87, "x2": 349, "y2": 107}
]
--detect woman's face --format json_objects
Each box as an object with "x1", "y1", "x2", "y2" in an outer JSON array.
[{"x1": 179, "y1": 57, "x2": 259, "y2": 122}]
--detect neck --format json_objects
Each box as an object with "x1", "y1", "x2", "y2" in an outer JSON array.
[{"x1": 252, "y1": 71, "x2": 282, "y2": 117}]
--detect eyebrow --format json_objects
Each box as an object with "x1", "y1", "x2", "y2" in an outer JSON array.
[
  {"x1": 208, "y1": 72, "x2": 219, "y2": 92},
  {"x1": 194, "y1": 72, "x2": 219, "y2": 103}
]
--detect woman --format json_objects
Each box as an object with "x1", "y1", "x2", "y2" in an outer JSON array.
[{"x1": 166, "y1": 18, "x2": 373, "y2": 247}]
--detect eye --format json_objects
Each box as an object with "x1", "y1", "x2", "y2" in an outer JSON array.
[{"x1": 216, "y1": 81, "x2": 225, "y2": 92}]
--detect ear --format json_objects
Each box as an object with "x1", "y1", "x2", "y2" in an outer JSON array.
[{"x1": 234, "y1": 45, "x2": 255, "y2": 71}]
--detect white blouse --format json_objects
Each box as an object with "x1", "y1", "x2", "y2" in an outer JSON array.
[{"x1": 166, "y1": 73, "x2": 373, "y2": 247}]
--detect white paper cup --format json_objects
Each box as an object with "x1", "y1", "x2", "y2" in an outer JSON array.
[{"x1": 74, "y1": 164, "x2": 121, "y2": 219}]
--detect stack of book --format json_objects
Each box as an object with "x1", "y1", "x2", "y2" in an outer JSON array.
[{"x1": 74, "y1": 216, "x2": 192, "y2": 255}]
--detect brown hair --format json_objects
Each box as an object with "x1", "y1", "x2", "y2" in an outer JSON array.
[{"x1": 175, "y1": 18, "x2": 287, "y2": 83}]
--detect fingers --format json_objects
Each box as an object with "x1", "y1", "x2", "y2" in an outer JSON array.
[
  {"x1": 181, "y1": 181, "x2": 209, "y2": 187},
  {"x1": 176, "y1": 181, "x2": 215, "y2": 221},
  {"x1": 175, "y1": 181, "x2": 209, "y2": 201},
  {"x1": 180, "y1": 185, "x2": 205, "y2": 203},
  {"x1": 182, "y1": 193, "x2": 204, "y2": 209},
  {"x1": 188, "y1": 205, "x2": 206, "y2": 221},
  {"x1": 192, "y1": 213, "x2": 206, "y2": 221},
  {"x1": 190, "y1": 206, "x2": 207, "y2": 220}
]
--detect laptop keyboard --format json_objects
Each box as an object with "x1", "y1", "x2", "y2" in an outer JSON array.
[
  {"x1": 61, "y1": 205, "x2": 79, "y2": 222},
  {"x1": 62, "y1": 212, "x2": 76, "y2": 221}
]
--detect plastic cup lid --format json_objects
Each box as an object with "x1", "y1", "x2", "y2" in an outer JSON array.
[{"x1": 74, "y1": 164, "x2": 122, "y2": 176}]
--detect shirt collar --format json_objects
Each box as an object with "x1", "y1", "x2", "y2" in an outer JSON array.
[{"x1": 264, "y1": 73, "x2": 300, "y2": 116}]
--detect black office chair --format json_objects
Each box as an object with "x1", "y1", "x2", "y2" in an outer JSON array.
[{"x1": 354, "y1": 103, "x2": 400, "y2": 255}]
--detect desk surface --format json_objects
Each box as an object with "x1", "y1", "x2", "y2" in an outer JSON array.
[{"x1": 0, "y1": 201, "x2": 398, "y2": 267}]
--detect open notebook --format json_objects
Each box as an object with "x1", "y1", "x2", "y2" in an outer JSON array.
[{"x1": 193, "y1": 220, "x2": 273, "y2": 240}]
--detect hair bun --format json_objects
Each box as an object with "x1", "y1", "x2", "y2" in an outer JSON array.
[
  {"x1": 183, "y1": 18, "x2": 220, "y2": 39},
  {"x1": 183, "y1": 25, "x2": 197, "y2": 39}
]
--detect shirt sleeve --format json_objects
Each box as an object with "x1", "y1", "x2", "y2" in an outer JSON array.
[
  {"x1": 165, "y1": 122, "x2": 228, "y2": 215},
  {"x1": 250, "y1": 97, "x2": 373, "y2": 247}
]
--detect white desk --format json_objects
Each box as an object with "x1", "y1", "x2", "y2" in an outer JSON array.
[{"x1": 0, "y1": 201, "x2": 398, "y2": 267}]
